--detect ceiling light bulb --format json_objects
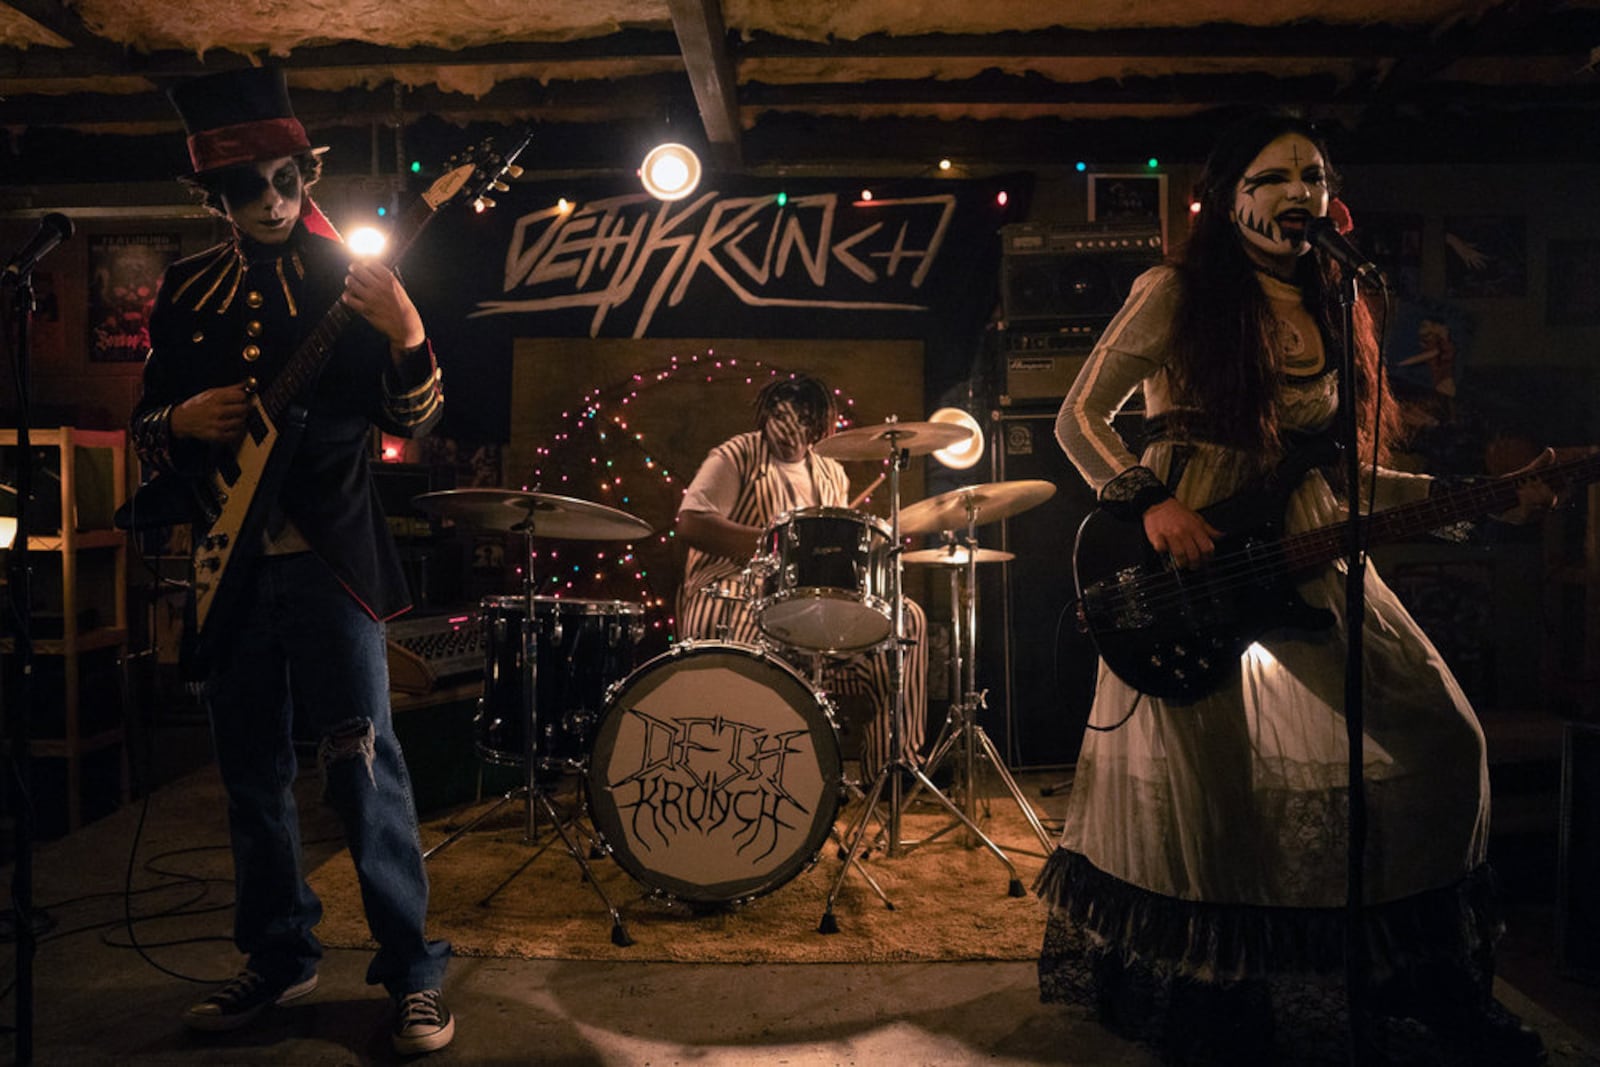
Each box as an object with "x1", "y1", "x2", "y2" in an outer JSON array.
[{"x1": 640, "y1": 143, "x2": 703, "y2": 201}]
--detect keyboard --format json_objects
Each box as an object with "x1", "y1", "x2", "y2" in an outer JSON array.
[{"x1": 386, "y1": 610, "x2": 484, "y2": 694}]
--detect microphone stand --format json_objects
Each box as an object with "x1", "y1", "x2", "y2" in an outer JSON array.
[
  {"x1": 2, "y1": 269, "x2": 44, "y2": 1066},
  {"x1": 1333, "y1": 266, "x2": 1371, "y2": 1067}
]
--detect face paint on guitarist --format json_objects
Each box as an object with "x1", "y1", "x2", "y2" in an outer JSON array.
[{"x1": 124, "y1": 64, "x2": 467, "y2": 1053}]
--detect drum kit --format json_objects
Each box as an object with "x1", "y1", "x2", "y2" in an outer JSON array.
[{"x1": 405, "y1": 414, "x2": 1060, "y2": 938}]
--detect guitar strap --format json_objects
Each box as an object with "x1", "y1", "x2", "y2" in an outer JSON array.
[{"x1": 1164, "y1": 444, "x2": 1194, "y2": 492}]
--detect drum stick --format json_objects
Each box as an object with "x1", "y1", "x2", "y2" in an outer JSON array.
[{"x1": 848, "y1": 472, "x2": 886, "y2": 510}]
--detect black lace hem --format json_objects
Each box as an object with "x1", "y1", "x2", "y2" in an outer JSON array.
[
  {"x1": 1036, "y1": 848, "x2": 1501, "y2": 989},
  {"x1": 1035, "y1": 849, "x2": 1514, "y2": 1064}
]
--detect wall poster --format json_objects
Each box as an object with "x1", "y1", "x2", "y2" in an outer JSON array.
[{"x1": 88, "y1": 233, "x2": 180, "y2": 362}]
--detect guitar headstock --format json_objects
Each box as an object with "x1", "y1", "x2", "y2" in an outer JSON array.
[{"x1": 422, "y1": 131, "x2": 534, "y2": 214}]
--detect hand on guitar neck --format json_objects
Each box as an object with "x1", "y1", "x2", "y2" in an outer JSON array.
[
  {"x1": 1492, "y1": 446, "x2": 1562, "y2": 525},
  {"x1": 1139, "y1": 446, "x2": 1567, "y2": 566},
  {"x1": 341, "y1": 259, "x2": 425, "y2": 357}
]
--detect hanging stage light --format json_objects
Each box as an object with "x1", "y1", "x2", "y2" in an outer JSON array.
[
  {"x1": 639, "y1": 143, "x2": 703, "y2": 201},
  {"x1": 929, "y1": 407, "x2": 985, "y2": 470}
]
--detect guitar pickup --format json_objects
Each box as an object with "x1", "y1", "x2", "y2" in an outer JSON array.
[{"x1": 217, "y1": 453, "x2": 241, "y2": 485}]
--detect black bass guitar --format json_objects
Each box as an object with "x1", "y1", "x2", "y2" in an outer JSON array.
[
  {"x1": 1074, "y1": 449, "x2": 1600, "y2": 703},
  {"x1": 119, "y1": 134, "x2": 530, "y2": 675}
]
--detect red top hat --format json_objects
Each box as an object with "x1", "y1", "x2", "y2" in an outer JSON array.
[{"x1": 169, "y1": 66, "x2": 324, "y2": 175}]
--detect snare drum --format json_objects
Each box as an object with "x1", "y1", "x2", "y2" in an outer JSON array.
[
  {"x1": 752, "y1": 507, "x2": 893, "y2": 652},
  {"x1": 475, "y1": 595, "x2": 645, "y2": 770},
  {"x1": 586, "y1": 642, "x2": 843, "y2": 905}
]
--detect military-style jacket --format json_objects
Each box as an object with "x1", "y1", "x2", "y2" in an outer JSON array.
[{"x1": 130, "y1": 219, "x2": 443, "y2": 624}]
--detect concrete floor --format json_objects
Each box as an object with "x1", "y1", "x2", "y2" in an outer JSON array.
[{"x1": 3, "y1": 728, "x2": 1598, "y2": 1067}]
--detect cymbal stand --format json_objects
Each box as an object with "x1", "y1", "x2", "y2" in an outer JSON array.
[
  {"x1": 910, "y1": 512, "x2": 1052, "y2": 856},
  {"x1": 821, "y1": 428, "x2": 1022, "y2": 934},
  {"x1": 424, "y1": 513, "x2": 632, "y2": 947}
]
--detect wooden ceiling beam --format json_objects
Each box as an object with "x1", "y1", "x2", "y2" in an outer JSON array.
[
  {"x1": 2, "y1": 0, "x2": 108, "y2": 50},
  {"x1": 667, "y1": 0, "x2": 743, "y2": 169},
  {"x1": 0, "y1": 29, "x2": 684, "y2": 80}
]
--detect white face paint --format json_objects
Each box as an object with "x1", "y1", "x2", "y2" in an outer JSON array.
[
  {"x1": 221, "y1": 156, "x2": 304, "y2": 246},
  {"x1": 1231, "y1": 133, "x2": 1330, "y2": 270}
]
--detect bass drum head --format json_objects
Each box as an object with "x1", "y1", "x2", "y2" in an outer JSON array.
[{"x1": 587, "y1": 642, "x2": 843, "y2": 905}]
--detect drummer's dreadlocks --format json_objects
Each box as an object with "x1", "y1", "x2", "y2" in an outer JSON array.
[{"x1": 754, "y1": 374, "x2": 836, "y2": 444}]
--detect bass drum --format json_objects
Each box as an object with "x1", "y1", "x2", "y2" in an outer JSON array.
[{"x1": 586, "y1": 642, "x2": 843, "y2": 906}]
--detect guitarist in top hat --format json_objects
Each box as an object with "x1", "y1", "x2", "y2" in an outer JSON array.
[
  {"x1": 129, "y1": 66, "x2": 454, "y2": 1054},
  {"x1": 1036, "y1": 111, "x2": 1554, "y2": 1064}
]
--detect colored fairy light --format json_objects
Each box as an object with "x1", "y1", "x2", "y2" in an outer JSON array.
[{"x1": 528, "y1": 351, "x2": 863, "y2": 642}]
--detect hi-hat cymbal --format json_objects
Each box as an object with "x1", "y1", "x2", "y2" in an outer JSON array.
[
  {"x1": 899, "y1": 479, "x2": 1057, "y2": 534},
  {"x1": 412, "y1": 489, "x2": 653, "y2": 540},
  {"x1": 812, "y1": 419, "x2": 973, "y2": 461},
  {"x1": 902, "y1": 545, "x2": 1015, "y2": 566}
]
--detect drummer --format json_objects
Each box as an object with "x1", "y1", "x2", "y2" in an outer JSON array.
[{"x1": 675, "y1": 374, "x2": 929, "y2": 783}]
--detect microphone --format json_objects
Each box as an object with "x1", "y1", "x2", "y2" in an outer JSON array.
[
  {"x1": 2, "y1": 213, "x2": 75, "y2": 283},
  {"x1": 1305, "y1": 216, "x2": 1387, "y2": 289}
]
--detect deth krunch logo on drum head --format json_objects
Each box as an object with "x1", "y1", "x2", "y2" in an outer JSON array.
[{"x1": 586, "y1": 643, "x2": 843, "y2": 906}]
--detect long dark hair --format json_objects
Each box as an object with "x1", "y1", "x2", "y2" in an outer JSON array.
[{"x1": 1165, "y1": 112, "x2": 1401, "y2": 468}]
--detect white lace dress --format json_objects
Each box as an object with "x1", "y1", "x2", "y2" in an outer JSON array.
[{"x1": 1038, "y1": 266, "x2": 1499, "y2": 1037}]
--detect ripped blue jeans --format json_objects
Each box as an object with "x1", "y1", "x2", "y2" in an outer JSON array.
[{"x1": 203, "y1": 552, "x2": 449, "y2": 996}]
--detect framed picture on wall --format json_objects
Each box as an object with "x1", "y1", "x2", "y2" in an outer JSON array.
[
  {"x1": 88, "y1": 232, "x2": 180, "y2": 362},
  {"x1": 1442, "y1": 215, "x2": 1526, "y2": 298},
  {"x1": 1087, "y1": 173, "x2": 1168, "y2": 246}
]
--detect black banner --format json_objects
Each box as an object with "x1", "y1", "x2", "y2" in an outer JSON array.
[{"x1": 403, "y1": 172, "x2": 1032, "y2": 440}]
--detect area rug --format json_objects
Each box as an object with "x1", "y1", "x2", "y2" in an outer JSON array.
[{"x1": 305, "y1": 787, "x2": 1055, "y2": 964}]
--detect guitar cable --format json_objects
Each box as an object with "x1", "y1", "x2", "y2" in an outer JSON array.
[{"x1": 1055, "y1": 597, "x2": 1143, "y2": 734}]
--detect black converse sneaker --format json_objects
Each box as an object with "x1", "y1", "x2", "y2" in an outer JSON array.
[
  {"x1": 184, "y1": 970, "x2": 318, "y2": 1032},
  {"x1": 392, "y1": 988, "x2": 455, "y2": 1055}
]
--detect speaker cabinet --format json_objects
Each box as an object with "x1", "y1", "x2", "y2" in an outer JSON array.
[
  {"x1": 1559, "y1": 721, "x2": 1600, "y2": 981},
  {"x1": 976, "y1": 409, "x2": 1142, "y2": 768},
  {"x1": 999, "y1": 222, "x2": 1163, "y2": 324}
]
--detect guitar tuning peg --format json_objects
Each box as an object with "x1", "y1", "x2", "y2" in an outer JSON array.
[
  {"x1": 505, "y1": 164, "x2": 524, "y2": 179},
  {"x1": 491, "y1": 180, "x2": 509, "y2": 192},
  {"x1": 474, "y1": 196, "x2": 496, "y2": 211}
]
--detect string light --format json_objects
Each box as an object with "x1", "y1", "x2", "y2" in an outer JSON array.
[{"x1": 527, "y1": 350, "x2": 863, "y2": 642}]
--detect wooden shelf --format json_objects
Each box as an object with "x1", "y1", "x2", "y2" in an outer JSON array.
[{"x1": 0, "y1": 426, "x2": 130, "y2": 835}]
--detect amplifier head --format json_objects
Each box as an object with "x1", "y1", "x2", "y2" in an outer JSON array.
[{"x1": 999, "y1": 223, "x2": 1163, "y2": 324}]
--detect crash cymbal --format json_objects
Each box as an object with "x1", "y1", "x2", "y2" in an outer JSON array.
[
  {"x1": 902, "y1": 545, "x2": 1015, "y2": 566},
  {"x1": 812, "y1": 419, "x2": 973, "y2": 460},
  {"x1": 898, "y1": 479, "x2": 1056, "y2": 534},
  {"x1": 412, "y1": 489, "x2": 653, "y2": 540}
]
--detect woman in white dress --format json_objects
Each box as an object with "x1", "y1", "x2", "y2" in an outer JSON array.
[{"x1": 1037, "y1": 112, "x2": 1549, "y2": 1065}]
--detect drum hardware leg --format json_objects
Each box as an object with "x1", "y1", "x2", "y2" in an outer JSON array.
[
  {"x1": 422, "y1": 788, "x2": 518, "y2": 861},
  {"x1": 463, "y1": 522, "x2": 636, "y2": 946},
  {"x1": 826, "y1": 818, "x2": 892, "y2": 910},
  {"x1": 459, "y1": 789, "x2": 632, "y2": 946},
  {"x1": 821, "y1": 438, "x2": 1022, "y2": 933},
  {"x1": 513, "y1": 785, "x2": 634, "y2": 947},
  {"x1": 820, "y1": 752, "x2": 896, "y2": 932},
  {"x1": 901, "y1": 520, "x2": 1054, "y2": 859}
]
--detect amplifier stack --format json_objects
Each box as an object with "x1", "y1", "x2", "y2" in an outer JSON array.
[{"x1": 997, "y1": 222, "x2": 1163, "y2": 407}]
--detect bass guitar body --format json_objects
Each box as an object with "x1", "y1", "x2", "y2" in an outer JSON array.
[{"x1": 1073, "y1": 488, "x2": 1334, "y2": 704}]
